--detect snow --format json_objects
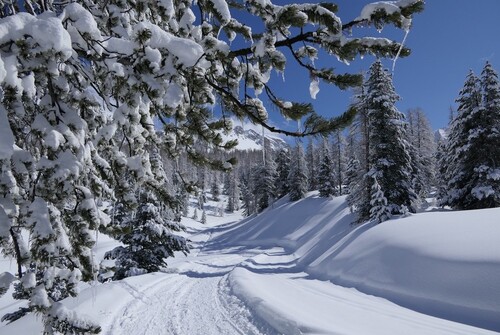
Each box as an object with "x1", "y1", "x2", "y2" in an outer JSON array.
[
  {"x1": 62, "y1": 3, "x2": 101, "y2": 40},
  {"x1": 309, "y1": 77, "x2": 319, "y2": 99},
  {"x1": 164, "y1": 82, "x2": 184, "y2": 108},
  {"x1": 208, "y1": 0, "x2": 231, "y2": 25},
  {"x1": 358, "y1": 2, "x2": 400, "y2": 21},
  {"x1": 357, "y1": 0, "x2": 418, "y2": 31},
  {"x1": 217, "y1": 119, "x2": 287, "y2": 151},
  {"x1": 0, "y1": 13, "x2": 72, "y2": 59},
  {"x1": 134, "y1": 22, "x2": 206, "y2": 68},
  {"x1": 28, "y1": 198, "x2": 53, "y2": 239},
  {"x1": 1, "y1": 193, "x2": 499, "y2": 334}
]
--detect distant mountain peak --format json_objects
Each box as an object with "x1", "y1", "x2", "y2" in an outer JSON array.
[{"x1": 224, "y1": 125, "x2": 288, "y2": 151}]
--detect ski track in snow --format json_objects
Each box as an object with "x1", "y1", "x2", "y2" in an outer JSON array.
[{"x1": 105, "y1": 232, "x2": 267, "y2": 335}]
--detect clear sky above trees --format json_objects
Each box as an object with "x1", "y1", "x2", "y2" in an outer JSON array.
[{"x1": 264, "y1": 0, "x2": 500, "y2": 132}]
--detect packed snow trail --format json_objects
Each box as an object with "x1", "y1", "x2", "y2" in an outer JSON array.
[
  {"x1": 107, "y1": 274, "x2": 264, "y2": 335},
  {"x1": 102, "y1": 224, "x2": 273, "y2": 335}
]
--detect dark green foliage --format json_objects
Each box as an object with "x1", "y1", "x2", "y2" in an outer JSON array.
[
  {"x1": 275, "y1": 149, "x2": 291, "y2": 198},
  {"x1": 365, "y1": 60, "x2": 416, "y2": 214},
  {"x1": 318, "y1": 140, "x2": 336, "y2": 197},
  {"x1": 288, "y1": 144, "x2": 308, "y2": 201},
  {"x1": 104, "y1": 193, "x2": 188, "y2": 281},
  {"x1": 439, "y1": 63, "x2": 500, "y2": 209},
  {"x1": 369, "y1": 177, "x2": 391, "y2": 223}
]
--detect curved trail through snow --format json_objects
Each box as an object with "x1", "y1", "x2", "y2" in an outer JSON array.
[
  {"x1": 104, "y1": 228, "x2": 268, "y2": 335},
  {"x1": 109, "y1": 274, "x2": 264, "y2": 335}
]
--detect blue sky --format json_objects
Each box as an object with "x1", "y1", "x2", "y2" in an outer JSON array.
[{"x1": 261, "y1": 0, "x2": 500, "y2": 131}]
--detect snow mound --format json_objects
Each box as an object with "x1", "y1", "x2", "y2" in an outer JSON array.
[
  {"x1": 308, "y1": 208, "x2": 500, "y2": 331},
  {"x1": 216, "y1": 193, "x2": 500, "y2": 332}
]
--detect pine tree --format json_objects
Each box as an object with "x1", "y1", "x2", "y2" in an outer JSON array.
[
  {"x1": 365, "y1": 60, "x2": 416, "y2": 214},
  {"x1": 331, "y1": 131, "x2": 347, "y2": 195},
  {"x1": 475, "y1": 62, "x2": 500, "y2": 207},
  {"x1": 440, "y1": 71, "x2": 482, "y2": 208},
  {"x1": 345, "y1": 154, "x2": 361, "y2": 212},
  {"x1": 226, "y1": 171, "x2": 241, "y2": 213},
  {"x1": 275, "y1": 149, "x2": 291, "y2": 198},
  {"x1": 318, "y1": 138, "x2": 336, "y2": 197},
  {"x1": 241, "y1": 171, "x2": 257, "y2": 216},
  {"x1": 369, "y1": 177, "x2": 391, "y2": 223},
  {"x1": 288, "y1": 144, "x2": 309, "y2": 201},
  {"x1": 345, "y1": 86, "x2": 373, "y2": 222},
  {"x1": 305, "y1": 139, "x2": 318, "y2": 191},
  {"x1": 211, "y1": 175, "x2": 221, "y2": 201},
  {"x1": 440, "y1": 64, "x2": 500, "y2": 209},
  {"x1": 201, "y1": 210, "x2": 207, "y2": 224},
  {"x1": 104, "y1": 190, "x2": 188, "y2": 280},
  {"x1": 407, "y1": 108, "x2": 436, "y2": 199},
  {"x1": 253, "y1": 139, "x2": 277, "y2": 211}
]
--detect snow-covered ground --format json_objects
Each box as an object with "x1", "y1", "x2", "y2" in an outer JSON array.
[{"x1": 1, "y1": 193, "x2": 499, "y2": 334}]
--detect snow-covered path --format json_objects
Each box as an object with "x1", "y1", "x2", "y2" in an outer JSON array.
[
  {"x1": 107, "y1": 274, "x2": 262, "y2": 335},
  {"x1": 101, "y1": 223, "x2": 271, "y2": 335},
  {"x1": 97, "y1": 218, "x2": 497, "y2": 335}
]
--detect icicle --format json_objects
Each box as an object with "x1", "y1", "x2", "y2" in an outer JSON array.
[{"x1": 392, "y1": 29, "x2": 410, "y2": 75}]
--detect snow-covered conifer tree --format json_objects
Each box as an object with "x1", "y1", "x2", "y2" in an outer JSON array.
[
  {"x1": 275, "y1": 149, "x2": 291, "y2": 198},
  {"x1": 440, "y1": 64, "x2": 500, "y2": 209},
  {"x1": 365, "y1": 60, "x2": 416, "y2": 214},
  {"x1": 369, "y1": 177, "x2": 391, "y2": 223},
  {"x1": 104, "y1": 190, "x2": 188, "y2": 280},
  {"x1": 407, "y1": 108, "x2": 436, "y2": 199},
  {"x1": 318, "y1": 138, "x2": 336, "y2": 197},
  {"x1": 305, "y1": 139, "x2": 318, "y2": 191},
  {"x1": 253, "y1": 139, "x2": 277, "y2": 211},
  {"x1": 211, "y1": 175, "x2": 221, "y2": 201},
  {"x1": 226, "y1": 171, "x2": 241, "y2": 213},
  {"x1": 331, "y1": 131, "x2": 347, "y2": 194},
  {"x1": 201, "y1": 210, "x2": 207, "y2": 224},
  {"x1": 288, "y1": 144, "x2": 308, "y2": 201},
  {"x1": 440, "y1": 71, "x2": 482, "y2": 208}
]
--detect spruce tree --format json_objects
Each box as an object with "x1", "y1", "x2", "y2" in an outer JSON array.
[
  {"x1": 369, "y1": 177, "x2": 391, "y2": 223},
  {"x1": 253, "y1": 139, "x2": 277, "y2": 212},
  {"x1": 318, "y1": 138, "x2": 336, "y2": 197},
  {"x1": 241, "y1": 170, "x2": 257, "y2": 216},
  {"x1": 211, "y1": 175, "x2": 221, "y2": 202},
  {"x1": 440, "y1": 64, "x2": 500, "y2": 209},
  {"x1": 345, "y1": 91, "x2": 372, "y2": 221},
  {"x1": 440, "y1": 71, "x2": 482, "y2": 209},
  {"x1": 275, "y1": 149, "x2": 291, "y2": 198},
  {"x1": 407, "y1": 108, "x2": 436, "y2": 199},
  {"x1": 365, "y1": 60, "x2": 416, "y2": 214},
  {"x1": 201, "y1": 210, "x2": 207, "y2": 224},
  {"x1": 305, "y1": 139, "x2": 318, "y2": 191},
  {"x1": 331, "y1": 131, "x2": 347, "y2": 195},
  {"x1": 226, "y1": 171, "x2": 241, "y2": 213},
  {"x1": 104, "y1": 191, "x2": 188, "y2": 280},
  {"x1": 288, "y1": 144, "x2": 309, "y2": 201}
]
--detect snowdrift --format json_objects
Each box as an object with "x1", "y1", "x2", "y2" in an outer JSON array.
[{"x1": 215, "y1": 193, "x2": 500, "y2": 332}]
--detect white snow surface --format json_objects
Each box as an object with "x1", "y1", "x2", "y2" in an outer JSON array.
[{"x1": 1, "y1": 193, "x2": 499, "y2": 334}]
